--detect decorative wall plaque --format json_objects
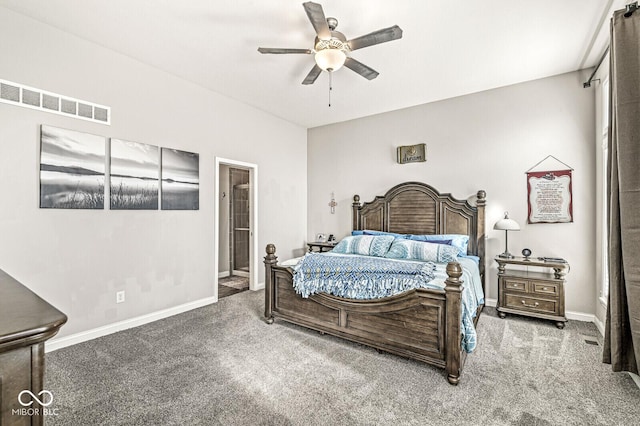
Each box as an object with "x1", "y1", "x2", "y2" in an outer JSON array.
[
  {"x1": 525, "y1": 155, "x2": 574, "y2": 224},
  {"x1": 396, "y1": 143, "x2": 426, "y2": 164},
  {"x1": 527, "y1": 169, "x2": 573, "y2": 224}
]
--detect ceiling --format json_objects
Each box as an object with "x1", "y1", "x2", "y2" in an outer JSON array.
[{"x1": 0, "y1": 0, "x2": 627, "y2": 128}]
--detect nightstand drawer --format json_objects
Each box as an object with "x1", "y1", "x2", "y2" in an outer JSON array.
[
  {"x1": 504, "y1": 294, "x2": 557, "y2": 315},
  {"x1": 503, "y1": 278, "x2": 528, "y2": 292},
  {"x1": 531, "y1": 282, "x2": 559, "y2": 296}
]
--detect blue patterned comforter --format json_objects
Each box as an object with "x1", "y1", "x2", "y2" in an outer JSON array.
[
  {"x1": 292, "y1": 252, "x2": 437, "y2": 299},
  {"x1": 291, "y1": 252, "x2": 483, "y2": 353}
]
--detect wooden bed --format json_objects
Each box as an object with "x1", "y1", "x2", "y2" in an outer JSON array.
[{"x1": 264, "y1": 182, "x2": 486, "y2": 384}]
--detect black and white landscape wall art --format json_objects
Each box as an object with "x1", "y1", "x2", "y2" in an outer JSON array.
[
  {"x1": 110, "y1": 139, "x2": 159, "y2": 210},
  {"x1": 161, "y1": 148, "x2": 199, "y2": 210},
  {"x1": 39, "y1": 124, "x2": 199, "y2": 211},
  {"x1": 40, "y1": 125, "x2": 106, "y2": 209}
]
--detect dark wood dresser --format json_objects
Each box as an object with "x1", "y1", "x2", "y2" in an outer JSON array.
[
  {"x1": 495, "y1": 256, "x2": 569, "y2": 329},
  {"x1": 0, "y1": 268, "x2": 67, "y2": 425}
]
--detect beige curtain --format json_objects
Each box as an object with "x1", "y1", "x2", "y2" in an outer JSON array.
[{"x1": 603, "y1": 8, "x2": 640, "y2": 374}]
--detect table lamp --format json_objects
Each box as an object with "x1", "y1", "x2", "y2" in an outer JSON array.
[{"x1": 494, "y1": 212, "x2": 520, "y2": 258}]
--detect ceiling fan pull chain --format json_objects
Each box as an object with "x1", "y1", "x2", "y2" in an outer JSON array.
[{"x1": 329, "y1": 72, "x2": 332, "y2": 107}]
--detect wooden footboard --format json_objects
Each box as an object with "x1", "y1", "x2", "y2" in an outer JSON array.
[{"x1": 264, "y1": 244, "x2": 467, "y2": 385}]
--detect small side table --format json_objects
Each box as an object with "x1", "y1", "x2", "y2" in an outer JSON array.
[
  {"x1": 307, "y1": 242, "x2": 337, "y2": 253},
  {"x1": 495, "y1": 256, "x2": 569, "y2": 329}
]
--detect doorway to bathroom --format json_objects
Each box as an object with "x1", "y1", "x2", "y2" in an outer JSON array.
[{"x1": 215, "y1": 158, "x2": 258, "y2": 300}]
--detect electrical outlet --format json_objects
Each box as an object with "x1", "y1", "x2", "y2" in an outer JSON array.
[{"x1": 116, "y1": 291, "x2": 125, "y2": 304}]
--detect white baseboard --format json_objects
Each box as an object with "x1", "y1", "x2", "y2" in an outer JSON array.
[
  {"x1": 566, "y1": 310, "x2": 595, "y2": 323},
  {"x1": 232, "y1": 270, "x2": 250, "y2": 278},
  {"x1": 593, "y1": 315, "x2": 605, "y2": 337},
  {"x1": 218, "y1": 271, "x2": 230, "y2": 278},
  {"x1": 252, "y1": 281, "x2": 265, "y2": 291},
  {"x1": 485, "y1": 298, "x2": 595, "y2": 323},
  {"x1": 45, "y1": 296, "x2": 217, "y2": 353}
]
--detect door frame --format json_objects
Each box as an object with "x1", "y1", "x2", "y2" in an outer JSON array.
[{"x1": 214, "y1": 157, "x2": 258, "y2": 299}]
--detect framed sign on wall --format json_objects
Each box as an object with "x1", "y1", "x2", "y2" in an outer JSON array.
[
  {"x1": 526, "y1": 156, "x2": 573, "y2": 224},
  {"x1": 396, "y1": 143, "x2": 426, "y2": 164}
]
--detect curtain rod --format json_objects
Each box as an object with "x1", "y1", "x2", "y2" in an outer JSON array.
[
  {"x1": 583, "y1": 1, "x2": 638, "y2": 88},
  {"x1": 583, "y1": 46, "x2": 610, "y2": 88}
]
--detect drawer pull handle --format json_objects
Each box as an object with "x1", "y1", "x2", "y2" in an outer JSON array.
[
  {"x1": 542, "y1": 287, "x2": 549, "y2": 291},
  {"x1": 521, "y1": 300, "x2": 539, "y2": 308}
]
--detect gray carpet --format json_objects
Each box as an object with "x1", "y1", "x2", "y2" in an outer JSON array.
[{"x1": 45, "y1": 290, "x2": 639, "y2": 425}]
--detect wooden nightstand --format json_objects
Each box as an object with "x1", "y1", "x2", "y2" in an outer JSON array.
[
  {"x1": 495, "y1": 256, "x2": 569, "y2": 329},
  {"x1": 307, "y1": 241, "x2": 337, "y2": 253}
]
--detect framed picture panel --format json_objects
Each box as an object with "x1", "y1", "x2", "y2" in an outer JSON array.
[
  {"x1": 110, "y1": 139, "x2": 159, "y2": 210},
  {"x1": 161, "y1": 148, "x2": 199, "y2": 210},
  {"x1": 40, "y1": 125, "x2": 105, "y2": 209}
]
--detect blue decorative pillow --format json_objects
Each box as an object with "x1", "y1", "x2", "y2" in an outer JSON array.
[
  {"x1": 385, "y1": 239, "x2": 459, "y2": 263},
  {"x1": 424, "y1": 239, "x2": 452, "y2": 246},
  {"x1": 407, "y1": 234, "x2": 469, "y2": 256},
  {"x1": 352, "y1": 230, "x2": 407, "y2": 239},
  {"x1": 332, "y1": 235, "x2": 395, "y2": 257}
]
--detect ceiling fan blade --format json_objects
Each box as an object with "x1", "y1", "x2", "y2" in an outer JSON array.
[
  {"x1": 258, "y1": 47, "x2": 312, "y2": 54},
  {"x1": 347, "y1": 25, "x2": 403, "y2": 51},
  {"x1": 303, "y1": 2, "x2": 331, "y2": 40},
  {"x1": 302, "y1": 64, "x2": 323, "y2": 85},
  {"x1": 344, "y1": 57, "x2": 379, "y2": 80}
]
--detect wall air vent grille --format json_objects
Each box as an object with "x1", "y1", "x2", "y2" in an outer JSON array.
[
  {"x1": 43, "y1": 94, "x2": 60, "y2": 111},
  {"x1": 0, "y1": 78, "x2": 110, "y2": 125},
  {"x1": 22, "y1": 88, "x2": 41, "y2": 107},
  {"x1": 61, "y1": 98, "x2": 77, "y2": 115},
  {"x1": 78, "y1": 103, "x2": 93, "y2": 118},
  {"x1": 1, "y1": 82, "x2": 20, "y2": 102}
]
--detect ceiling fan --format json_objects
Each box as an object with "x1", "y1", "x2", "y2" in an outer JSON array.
[{"x1": 258, "y1": 2, "x2": 403, "y2": 85}]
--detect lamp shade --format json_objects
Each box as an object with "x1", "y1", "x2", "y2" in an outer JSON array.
[
  {"x1": 493, "y1": 212, "x2": 520, "y2": 231},
  {"x1": 314, "y1": 48, "x2": 346, "y2": 72}
]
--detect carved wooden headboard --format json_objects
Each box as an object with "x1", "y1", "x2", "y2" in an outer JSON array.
[{"x1": 351, "y1": 182, "x2": 487, "y2": 285}]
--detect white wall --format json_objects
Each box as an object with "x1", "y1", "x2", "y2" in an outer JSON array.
[
  {"x1": 0, "y1": 8, "x2": 307, "y2": 338},
  {"x1": 308, "y1": 71, "x2": 596, "y2": 315}
]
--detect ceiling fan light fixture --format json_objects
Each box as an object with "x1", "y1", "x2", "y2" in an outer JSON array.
[
  {"x1": 257, "y1": 2, "x2": 403, "y2": 85},
  {"x1": 314, "y1": 48, "x2": 346, "y2": 72}
]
